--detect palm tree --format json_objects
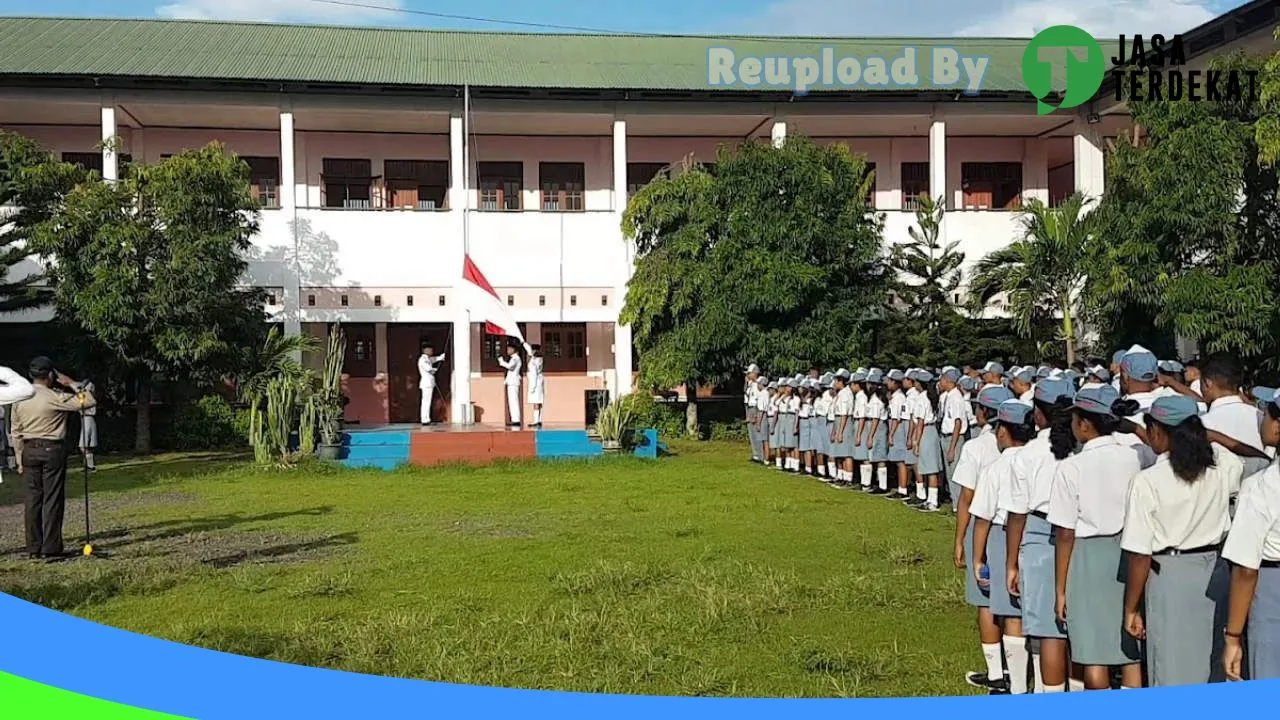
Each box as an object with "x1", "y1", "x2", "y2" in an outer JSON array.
[
  {"x1": 967, "y1": 192, "x2": 1097, "y2": 365},
  {"x1": 890, "y1": 195, "x2": 965, "y2": 326},
  {"x1": 236, "y1": 325, "x2": 319, "y2": 404}
]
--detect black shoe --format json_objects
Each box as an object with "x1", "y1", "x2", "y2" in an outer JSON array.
[
  {"x1": 867, "y1": 487, "x2": 890, "y2": 495},
  {"x1": 987, "y1": 679, "x2": 1011, "y2": 695},
  {"x1": 965, "y1": 672, "x2": 1006, "y2": 690},
  {"x1": 917, "y1": 502, "x2": 942, "y2": 513},
  {"x1": 903, "y1": 495, "x2": 927, "y2": 507},
  {"x1": 886, "y1": 491, "x2": 908, "y2": 500},
  {"x1": 26, "y1": 552, "x2": 43, "y2": 561},
  {"x1": 42, "y1": 552, "x2": 73, "y2": 564}
]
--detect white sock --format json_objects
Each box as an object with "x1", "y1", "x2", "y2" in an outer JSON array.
[
  {"x1": 860, "y1": 465, "x2": 873, "y2": 487},
  {"x1": 927, "y1": 487, "x2": 939, "y2": 505},
  {"x1": 877, "y1": 466, "x2": 888, "y2": 490},
  {"x1": 916, "y1": 482, "x2": 927, "y2": 500},
  {"x1": 898, "y1": 487, "x2": 909, "y2": 496},
  {"x1": 1043, "y1": 683, "x2": 1066, "y2": 693},
  {"x1": 1030, "y1": 640, "x2": 1044, "y2": 693},
  {"x1": 1004, "y1": 635, "x2": 1029, "y2": 694},
  {"x1": 817, "y1": 465, "x2": 826, "y2": 477},
  {"x1": 841, "y1": 470, "x2": 851, "y2": 482},
  {"x1": 827, "y1": 462, "x2": 836, "y2": 477},
  {"x1": 982, "y1": 642, "x2": 1004, "y2": 680},
  {"x1": 1068, "y1": 678, "x2": 1084, "y2": 692},
  {"x1": 776, "y1": 457, "x2": 783, "y2": 469}
]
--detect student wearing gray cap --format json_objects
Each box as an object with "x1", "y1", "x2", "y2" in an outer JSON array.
[{"x1": 862, "y1": 369, "x2": 890, "y2": 492}]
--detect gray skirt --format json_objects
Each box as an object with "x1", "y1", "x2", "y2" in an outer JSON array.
[
  {"x1": 830, "y1": 416, "x2": 855, "y2": 457},
  {"x1": 80, "y1": 415, "x2": 98, "y2": 448},
  {"x1": 1250, "y1": 564, "x2": 1280, "y2": 680},
  {"x1": 1066, "y1": 534, "x2": 1142, "y2": 666},
  {"x1": 1145, "y1": 549, "x2": 1228, "y2": 686},
  {"x1": 748, "y1": 413, "x2": 765, "y2": 459},
  {"x1": 814, "y1": 418, "x2": 830, "y2": 456},
  {"x1": 776, "y1": 412, "x2": 797, "y2": 449},
  {"x1": 1019, "y1": 514, "x2": 1066, "y2": 639},
  {"x1": 852, "y1": 420, "x2": 870, "y2": 460},
  {"x1": 798, "y1": 416, "x2": 816, "y2": 452},
  {"x1": 916, "y1": 424, "x2": 944, "y2": 475},
  {"x1": 964, "y1": 522, "x2": 990, "y2": 608},
  {"x1": 868, "y1": 421, "x2": 889, "y2": 462},
  {"x1": 766, "y1": 415, "x2": 779, "y2": 447},
  {"x1": 889, "y1": 421, "x2": 911, "y2": 462},
  {"x1": 943, "y1": 433, "x2": 966, "y2": 506},
  {"x1": 986, "y1": 523, "x2": 1021, "y2": 617}
]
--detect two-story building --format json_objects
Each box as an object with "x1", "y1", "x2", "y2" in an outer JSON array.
[{"x1": 0, "y1": 5, "x2": 1274, "y2": 425}]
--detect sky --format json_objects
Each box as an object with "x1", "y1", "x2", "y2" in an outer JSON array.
[{"x1": 0, "y1": 0, "x2": 1252, "y2": 37}]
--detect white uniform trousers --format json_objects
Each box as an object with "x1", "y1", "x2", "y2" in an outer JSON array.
[
  {"x1": 419, "y1": 380, "x2": 435, "y2": 424},
  {"x1": 506, "y1": 383, "x2": 522, "y2": 425}
]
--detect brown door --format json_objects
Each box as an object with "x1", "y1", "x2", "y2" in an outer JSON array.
[{"x1": 387, "y1": 323, "x2": 453, "y2": 424}]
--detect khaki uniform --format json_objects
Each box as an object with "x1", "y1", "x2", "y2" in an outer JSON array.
[{"x1": 11, "y1": 384, "x2": 96, "y2": 556}]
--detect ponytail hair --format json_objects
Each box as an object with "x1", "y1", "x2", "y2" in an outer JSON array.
[
  {"x1": 869, "y1": 382, "x2": 888, "y2": 405},
  {"x1": 926, "y1": 382, "x2": 940, "y2": 414},
  {"x1": 1150, "y1": 415, "x2": 1216, "y2": 483},
  {"x1": 1036, "y1": 397, "x2": 1076, "y2": 460},
  {"x1": 1111, "y1": 398, "x2": 1141, "y2": 418}
]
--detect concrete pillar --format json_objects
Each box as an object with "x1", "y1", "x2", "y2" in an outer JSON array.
[
  {"x1": 928, "y1": 116, "x2": 946, "y2": 208},
  {"x1": 279, "y1": 109, "x2": 301, "y2": 339},
  {"x1": 1023, "y1": 138, "x2": 1049, "y2": 205},
  {"x1": 770, "y1": 119, "x2": 786, "y2": 149},
  {"x1": 1073, "y1": 118, "x2": 1106, "y2": 204},
  {"x1": 449, "y1": 111, "x2": 466, "y2": 212},
  {"x1": 613, "y1": 118, "x2": 633, "y2": 397},
  {"x1": 101, "y1": 104, "x2": 117, "y2": 182},
  {"x1": 450, "y1": 109, "x2": 473, "y2": 422}
]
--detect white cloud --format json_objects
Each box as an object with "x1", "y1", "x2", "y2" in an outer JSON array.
[
  {"x1": 735, "y1": 0, "x2": 1220, "y2": 37},
  {"x1": 156, "y1": 0, "x2": 405, "y2": 23}
]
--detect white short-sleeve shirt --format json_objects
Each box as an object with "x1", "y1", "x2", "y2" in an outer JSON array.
[
  {"x1": 1008, "y1": 428, "x2": 1052, "y2": 515},
  {"x1": 1120, "y1": 446, "x2": 1239, "y2": 555},
  {"x1": 1223, "y1": 463, "x2": 1280, "y2": 569},
  {"x1": 853, "y1": 390, "x2": 869, "y2": 420},
  {"x1": 940, "y1": 387, "x2": 969, "y2": 435},
  {"x1": 889, "y1": 390, "x2": 909, "y2": 421},
  {"x1": 1124, "y1": 387, "x2": 1178, "y2": 428},
  {"x1": 952, "y1": 430, "x2": 1001, "y2": 492},
  {"x1": 824, "y1": 390, "x2": 837, "y2": 421},
  {"x1": 785, "y1": 395, "x2": 800, "y2": 414},
  {"x1": 971, "y1": 446, "x2": 1026, "y2": 526},
  {"x1": 834, "y1": 387, "x2": 855, "y2": 416},
  {"x1": 1047, "y1": 435, "x2": 1145, "y2": 538},
  {"x1": 865, "y1": 394, "x2": 888, "y2": 423},
  {"x1": 1202, "y1": 396, "x2": 1270, "y2": 456},
  {"x1": 754, "y1": 389, "x2": 769, "y2": 413}
]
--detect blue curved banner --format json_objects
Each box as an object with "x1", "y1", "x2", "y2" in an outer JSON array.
[{"x1": 0, "y1": 591, "x2": 1270, "y2": 718}]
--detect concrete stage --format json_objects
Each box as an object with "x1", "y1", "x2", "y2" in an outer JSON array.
[{"x1": 338, "y1": 423, "x2": 659, "y2": 470}]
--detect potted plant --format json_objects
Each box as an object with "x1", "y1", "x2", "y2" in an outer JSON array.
[
  {"x1": 595, "y1": 394, "x2": 637, "y2": 454},
  {"x1": 315, "y1": 325, "x2": 347, "y2": 460}
]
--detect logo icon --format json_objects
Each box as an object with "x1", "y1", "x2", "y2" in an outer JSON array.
[{"x1": 1022, "y1": 25, "x2": 1106, "y2": 115}]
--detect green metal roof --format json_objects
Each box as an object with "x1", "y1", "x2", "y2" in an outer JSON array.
[{"x1": 0, "y1": 16, "x2": 1086, "y2": 94}]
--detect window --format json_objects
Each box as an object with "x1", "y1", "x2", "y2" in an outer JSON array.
[
  {"x1": 542, "y1": 323, "x2": 587, "y2": 373},
  {"x1": 601, "y1": 295, "x2": 608, "y2": 307},
  {"x1": 242, "y1": 156, "x2": 280, "y2": 209},
  {"x1": 342, "y1": 324, "x2": 377, "y2": 378},
  {"x1": 961, "y1": 162, "x2": 1023, "y2": 210},
  {"x1": 438, "y1": 295, "x2": 446, "y2": 306},
  {"x1": 322, "y1": 158, "x2": 373, "y2": 209},
  {"x1": 385, "y1": 159, "x2": 448, "y2": 210},
  {"x1": 627, "y1": 162, "x2": 667, "y2": 195},
  {"x1": 569, "y1": 294, "x2": 577, "y2": 307},
  {"x1": 62, "y1": 152, "x2": 132, "y2": 175},
  {"x1": 478, "y1": 162, "x2": 523, "y2": 211},
  {"x1": 507, "y1": 295, "x2": 514, "y2": 307},
  {"x1": 540, "y1": 162, "x2": 585, "y2": 211},
  {"x1": 374, "y1": 295, "x2": 382, "y2": 307},
  {"x1": 481, "y1": 323, "x2": 528, "y2": 373},
  {"x1": 407, "y1": 295, "x2": 414, "y2": 307},
  {"x1": 862, "y1": 162, "x2": 877, "y2": 206},
  {"x1": 901, "y1": 162, "x2": 929, "y2": 211},
  {"x1": 538, "y1": 295, "x2": 546, "y2": 307},
  {"x1": 307, "y1": 294, "x2": 316, "y2": 307}
]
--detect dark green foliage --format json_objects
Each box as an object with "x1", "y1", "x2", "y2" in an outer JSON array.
[
  {"x1": 165, "y1": 395, "x2": 248, "y2": 450},
  {"x1": 0, "y1": 132, "x2": 58, "y2": 313},
  {"x1": 621, "y1": 137, "x2": 887, "y2": 388}
]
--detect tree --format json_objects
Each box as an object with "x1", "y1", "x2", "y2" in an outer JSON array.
[
  {"x1": 968, "y1": 193, "x2": 1095, "y2": 365},
  {"x1": 1090, "y1": 53, "x2": 1280, "y2": 370},
  {"x1": 0, "y1": 132, "x2": 59, "y2": 312},
  {"x1": 621, "y1": 137, "x2": 885, "y2": 435},
  {"x1": 888, "y1": 196, "x2": 964, "y2": 351},
  {"x1": 26, "y1": 142, "x2": 268, "y2": 451}
]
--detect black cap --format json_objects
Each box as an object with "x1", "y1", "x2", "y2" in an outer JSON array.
[{"x1": 28, "y1": 355, "x2": 53, "y2": 377}]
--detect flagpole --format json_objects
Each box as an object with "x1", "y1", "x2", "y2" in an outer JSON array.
[{"x1": 462, "y1": 84, "x2": 473, "y2": 424}]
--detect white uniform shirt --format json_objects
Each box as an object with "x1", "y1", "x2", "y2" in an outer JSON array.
[
  {"x1": 952, "y1": 430, "x2": 1001, "y2": 492},
  {"x1": 498, "y1": 354, "x2": 522, "y2": 386},
  {"x1": 799, "y1": 398, "x2": 813, "y2": 418},
  {"x1": 834, "y1": 387, "x2": 855, "y2": 416},
  {"x1": 754, "y1": 388, "x2": 769, "y2": 413},
  {"x1": 1202, "y1": 395, "x2": 1270, "y2": 456},
  {"x1": 0, "y1": 367, "x2": 35, "y2": 406},
  {"x1": 939, "y1": 387, "x2": 969, "y2": 436},
  {"x1": 1121, "y1": 446, "x2": 1241, "y2": 555},
  {"x1": 971, "y1": 447, "x2": 1027, "y2": 526},
  {"x1": 853, "y1": 390, "x2": 869, "y2": 420},
  {"x1": 889, "y1": 390, "x2": 909, "y2": 424},
  {"x1": 767, "y1": 394, "x2": 779, "y2": 418},
  {"x1": 1224, "y1": 463, "x2": 1280, "y2": 569},
  {"x1": 1124, "y1": 387, "x2": 1178, "y2": 427},
  {"x1": 910, "y1": 390, "x2": 936, "y2": 424},
  {"x1": 785, "y1": 395, "x2": 801, "y2": 415},
  {"x1": 865, "y1": 394, "x2": 888, "y2": 425},
  {"x1": 1048, "y1": 435, "x2": 1145, "y2": 538},
  {"x1": 1019, "y1": 388, "x2": 1034, "y2": 402},
  {"x1": 1008, "y1": 428, "x2": 1053, "y2": 515},
  {"x1": 823, "y1": 390, "x2": 837, "y2": 422},
  {"x1": 418, "y1": 353, "x2": 444, "y2": 387},
  {"x1": 745, "y1": 384, "x2": 756, "y2": 409}
]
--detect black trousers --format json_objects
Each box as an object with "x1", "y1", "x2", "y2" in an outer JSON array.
[{"x1": 22, "y1": 438, "x2": 68, "y2": 556}]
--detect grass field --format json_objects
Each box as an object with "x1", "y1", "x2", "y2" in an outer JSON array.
[{"x1": 0, "y1": 442, "x2": 979, "y2": 698}]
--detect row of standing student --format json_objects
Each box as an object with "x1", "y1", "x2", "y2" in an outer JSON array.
[{"x1": 742, "y1": 347, "x2": 1280, "y2": 693}]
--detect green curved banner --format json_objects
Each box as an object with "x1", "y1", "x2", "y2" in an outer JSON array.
[{"x1": 0, "y1": 671, "x2": 190, "y2": 719}]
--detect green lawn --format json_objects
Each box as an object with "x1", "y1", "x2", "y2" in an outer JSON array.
[{"x1": 0, "y1": 443, "x2": 979, "y2": 698}]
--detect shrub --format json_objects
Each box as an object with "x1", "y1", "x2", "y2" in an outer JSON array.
[
  {"x1": 709, "y1": 420, "x2": 748, "y2": 441},
  {"x1": 165, "y1": 395, "x2": 246, "y2": 450}
]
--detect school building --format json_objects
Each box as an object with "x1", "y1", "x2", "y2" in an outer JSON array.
[{"x1": 0, "y1": 4, "x2": 1274, "y2": 426}]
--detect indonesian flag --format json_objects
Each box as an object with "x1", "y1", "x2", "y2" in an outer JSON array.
[{"x1": 461, "y1": 254, "x2": 526, "y2": 345}]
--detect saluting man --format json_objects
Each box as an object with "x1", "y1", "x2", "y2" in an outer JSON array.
[
  {"x1": 498, "y1": 343, "x2": 523, "y2": 428},
  {"x1": 417, "y1": 343, "x2": 446, "y2": 425}
]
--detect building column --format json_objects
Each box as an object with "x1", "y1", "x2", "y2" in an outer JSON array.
[
  {"x1": 1073, "y1": 117, "x2": 1105, "y2": 203},
  {"x1": 450, "y1": 108, "x2": 473, "y2": 423},
  {"x1": 101, "y1": 103, "x2": 118, "y2": 182},
  {"x1": 928, "y1": 116, "x2": 946, "y2": 208},
  {"x1": 770, "y1": 118, "x2": 787, "y2": 149},
  {"x1": 1023, "y1": 138, "x2": 1049, "y2": 205},
  {"x1": 279, "y1": 109, "x2": 302, "y2": 339},
  {"x1": 613, "y1": 117, "x2": 634, "y2": 398}
]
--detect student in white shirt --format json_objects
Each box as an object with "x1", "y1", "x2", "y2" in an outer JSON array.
[
  {"x1": 981, "y1": 361, "x2": 1006, "y2": 390},
  {"x1": 497, "y1": 344, "x2": 523, "y2": 427},
  {"x1": 939, "y1": 368, "x2": 970, "y2": 511},
  {"x1": 764, "y1": 382, "x2": 779, "y2": 467},
  {"x1": 1049, "y1": 385, "x2": 1145, "y2": 690},
  {"x1": 527, "y1": 344, "x2": 546, "y2": 428},
  {"x1": 823, "y1": 374, "x2": 839, "y2": 480},
  {"x1": 886, "y1": 370, "x2": 912, "y2": 498},
  {"x1": 953, "y1": 384, "x2": 1012, "y2": 692},
  {"x1": 417, "y1": 343, "x2": 446, "y2": 425},
  {"x1": 811, "y1": 375, "x2": 832, "y2": 478},
  {"x1": 850, "y1": 371, "x2": 870, "y2": 485},
  {"x1": 909, "y1": 370, "x2": 943, "y2": 511},
  {"x1": 829, "y1": 371, "x2": 855, "y2": 481},
  {"x1": 1081, "y1": 365, "x2": 1110, "y2": 391},
  {"x1": 1195, "y1": 354, "x2": 1271, "y2": 478},
  {"x1": 1110, "y1": 349, "x2": 1126, "y2": 393},
  {"x1": 972, "y1": 399, "x2": 1038, "y2": 695},
  {"x1": 798, "y1": 380, "x2": 816, "y2": 475},
  {"x1": 1222, "y1": 387, "x2": 1280, "y2": 681},
  {"x1": 862, "y1": 370, "x2": 890, "y2": 492},
  {"x1": 1121, "y1": 394, "x2": 1240, "y2": 687},
  {"x1": 778, "y1": 380, "x2": 801, "y2": 471},
  {"x1": 1005, "y1": 377, "x2": 1075, "y2": 693},
  {"x1": 1009, "y1": 367, "x2": 1035, "y2": 403},
  {"x1": 748, "y1": 376, "x2": 768, "y2": 463}
]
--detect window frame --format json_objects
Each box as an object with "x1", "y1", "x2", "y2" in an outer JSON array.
[
  {"x1": 900, "y1": 161, "x2": 930, "y2": 211},
  {"x1": 960, "y1": 162, "x2": 1023, "y2": 211},
  {"x1": 478, "y1": 161, "x2": 524, "y2": 212},
  {"x1": 384, "y1": 159, "x2": 449, "y2": 211},
  {"x1": 242, "y1": 156, "x2": 281, "y2": 209},
  {"x1": 539, "y1": 162, "x2": 585, "y2": 212},
  {"x1": 541, "y1": 322, "x2": 587, "y2": 373},
  {"x1": 480, "y1": 323, "x2": 528, "y2": 373},
  {"x1": 321, "y1": 158, "x2": 375, "y2": 210},
  {"x1": 626, "y1": 162, "x2": 667, "y2": 196}
]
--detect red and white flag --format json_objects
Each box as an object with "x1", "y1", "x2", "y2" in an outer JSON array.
[{"x1": 461, "y1": 254, "x2": 526, "y2": 345}]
